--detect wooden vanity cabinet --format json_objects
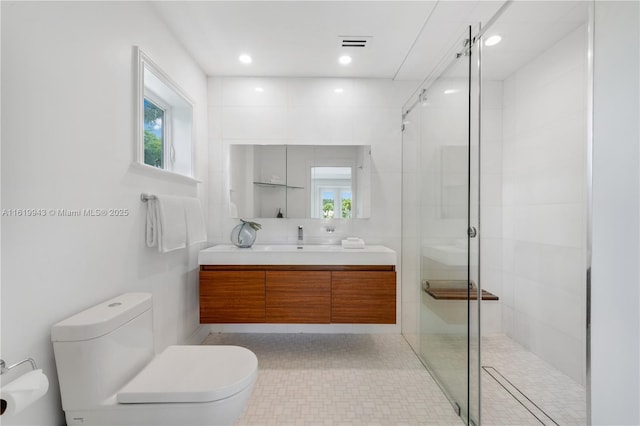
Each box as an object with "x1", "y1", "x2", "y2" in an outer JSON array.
[
  {"x1": 199, "y1": 270, "x2": 265, "y2": 323},
  {"x1": 331, "y1": 271, "x2": 396, "y2": 324},
  {"x1": 266, "y1": 271, "x2": 331, "y2": 323},
  {"x1": 199, "y1": 265, "x2": 396, "y2": 324}
]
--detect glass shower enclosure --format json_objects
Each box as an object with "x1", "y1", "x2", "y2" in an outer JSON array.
[{"x1": 401, "y1": 26, "x2": 481, "y2": 426}]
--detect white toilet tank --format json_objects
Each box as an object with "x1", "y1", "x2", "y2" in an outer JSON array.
[{"x1": 51, "y1": 293, "x2": 155, "y2": 411}]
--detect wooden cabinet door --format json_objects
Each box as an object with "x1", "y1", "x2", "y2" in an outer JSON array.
[
  {"x1": 331, "y1": 271, "x2": 396, "y2": 324},
  {"x1": 200, "y1": 271, "x2": 265, "y2": 323},
  {"x1": 266, "y1": 271, "x2": 331, "y2": 323}
]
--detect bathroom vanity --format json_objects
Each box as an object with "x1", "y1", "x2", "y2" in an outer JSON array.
[{"x1": 198, "y1": 245, "x2": 396, "y2": 324}]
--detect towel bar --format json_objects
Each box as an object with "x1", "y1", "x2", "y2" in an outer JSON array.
[{"x1": 140, "y1": 193, "x2": 157, "y2": 202}]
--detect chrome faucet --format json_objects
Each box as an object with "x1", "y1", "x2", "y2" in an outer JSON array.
[{"x1": 297, "y1": 226, "x2": 304, "y2": 247}]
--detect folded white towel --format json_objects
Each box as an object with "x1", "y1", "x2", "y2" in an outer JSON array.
[
  {"x1": 183, "y1": 197, "x2": 207, "y2": 245},
  {"x1": 341, "y1": 238, "x2": 365, "y2": 249},
  {"x1": 145, "y1": 199, "x2": 159, "y2": 248},
  {"x1": 146, "y1": 195, "x2": 187, "y2": 253}
]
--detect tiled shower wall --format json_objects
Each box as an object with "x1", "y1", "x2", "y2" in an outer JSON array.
[{"x1": 501, "y1": 24, "x2": 588, "y2": 385}]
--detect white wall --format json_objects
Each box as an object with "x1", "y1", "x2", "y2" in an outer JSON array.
[
  {"x1": 1, "y1": 2, "x2": 208, "y2": 424},
  {"x1": 591, "y1": 1, "x2": 640, "y2": 424},
  {"x1": 207, "y1": 76, "x2": 416, "y2": 332},
  {"x1": 501, "y1": 24, "x2": 588, "y2": 385}
]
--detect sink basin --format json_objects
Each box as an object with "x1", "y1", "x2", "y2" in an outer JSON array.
[{"x1": 199, "y1": 244, "x2": 396, "y2": 265}]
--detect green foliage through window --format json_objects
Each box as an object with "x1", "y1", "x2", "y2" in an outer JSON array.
[
  {"x1": 342, "y1": 197, "x2": 352, "y2": 218},
  {"x1": 322, "y1": 197, "x2": 352, "y2": 218},
  {"x1": 322, "y1": 198, "x2": 334, "y2": 218},
  {"x1": 144, "y1": 98, "x2": 164, "y2": 168}
]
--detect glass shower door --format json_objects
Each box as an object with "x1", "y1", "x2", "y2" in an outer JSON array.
[{"x1": 413, "y1": 26, "x2": 479, "y2": 425}]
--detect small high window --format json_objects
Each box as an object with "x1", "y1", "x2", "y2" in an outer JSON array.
[{"x1": 135, "y1": 47, "x2": 194, "y2": 179}]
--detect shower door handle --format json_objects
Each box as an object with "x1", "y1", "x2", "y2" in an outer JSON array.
[{"x1": 467, "y1": 227, "x2": 477, "y2": 238}]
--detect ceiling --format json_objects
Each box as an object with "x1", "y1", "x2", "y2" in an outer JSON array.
[
  {"x1": 152, "y1": 1, "x2": 590, "y2": 82},
  {"x1": 481, "y1": 1, "x2": 589, "y2": 80}
]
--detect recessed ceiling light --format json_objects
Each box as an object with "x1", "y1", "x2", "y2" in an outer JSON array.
[
  {"x1": 255, "y1": 87, "x2": 264, "y2": 93},
  {"x1": 238, "y1": 54, "x2": 252, "y2": 64},
  {"x1": 444, "y1": 89, "x2": 460, "y2": 95},
  {"x1": 484, "y1": 35, "x2": 502, "y2": 47},
  {"x1": 338, "y1": 55, "x2": 352, "y2": 65},
  {"x1": 334, "y1": 88, "x2": 344, "y2": 94}
]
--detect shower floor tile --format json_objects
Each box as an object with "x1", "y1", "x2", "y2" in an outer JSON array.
[
  {"x1": 203, "y1": 333, "x2": 463, "y2": 426},
  {"x1": 481, "y1": 334, "x2": 587, "y2": 426}
]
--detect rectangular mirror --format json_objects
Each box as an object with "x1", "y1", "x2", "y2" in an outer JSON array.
[{"x1": 229, "y1": 145, "x2": 371, "y2": 219}]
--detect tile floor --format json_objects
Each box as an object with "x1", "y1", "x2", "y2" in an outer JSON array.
[
  {"x1": 203, "y1": 333, "x2": 463, "y2": 426},
  {"x1": 203, "y1": 333, "x2": 586, "y2": 426},
  {"x1": 481, "y1": 334, "x2": 586, "y2": 426}
]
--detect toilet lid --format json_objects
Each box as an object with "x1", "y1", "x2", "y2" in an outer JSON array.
[{"x1": 117, "y1": 345, "x2": 258, "y2": 404}]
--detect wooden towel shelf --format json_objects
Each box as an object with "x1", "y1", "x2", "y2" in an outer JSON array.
[{"x1": 422, "y1": 279, "x2": 499, "y2": 301}]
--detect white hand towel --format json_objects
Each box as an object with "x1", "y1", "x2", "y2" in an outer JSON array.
[
  {"x1": 183, "y1": 197, "x2": 207, "y2": 245},
  {"x1": 146, "y1": 199, "x2": 159, "y2": 249},
  {"x1": 154, "y1": 195, "x2": 187, "y2": 252},
  {"x1": 341, "y1": 238, "x2": 365, "y2": 249}
]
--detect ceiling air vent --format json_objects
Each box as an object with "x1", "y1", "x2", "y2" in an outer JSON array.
[{"x1": 339, "y1": 36, "x2": 372, "y2": 48}]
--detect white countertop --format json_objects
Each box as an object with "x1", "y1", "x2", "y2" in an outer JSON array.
[{"x1": 199, "y1": 244, "x2": 396, "y2": 266}]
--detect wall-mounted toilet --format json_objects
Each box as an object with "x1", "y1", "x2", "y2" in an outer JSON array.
[{"x1": 51, "y1": 293, "x2": 257, "y2": 425}]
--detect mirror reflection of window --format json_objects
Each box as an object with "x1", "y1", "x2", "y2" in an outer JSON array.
[{"x1": 311, "y1": 167, "x2": 352, "y2": 219}]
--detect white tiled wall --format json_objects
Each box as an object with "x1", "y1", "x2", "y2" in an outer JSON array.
[
  {"x1": 501, "y1": 24, "x2": 588, "y2": 385},
  {"x1": 207, "y1": 77, "x2": 417, "y2": 333},
  {"x1": 481, "y1": 80, "x2": 504, "y2": 330}
]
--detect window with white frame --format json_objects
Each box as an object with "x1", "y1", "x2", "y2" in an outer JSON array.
[{"x1": 135, "y1": 47, "x2": 194, "y2": 178}]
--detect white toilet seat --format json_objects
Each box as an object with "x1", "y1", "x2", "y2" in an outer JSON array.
[{"x1": 117, "y1": 345, "x2": 258, "y2": 404}]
